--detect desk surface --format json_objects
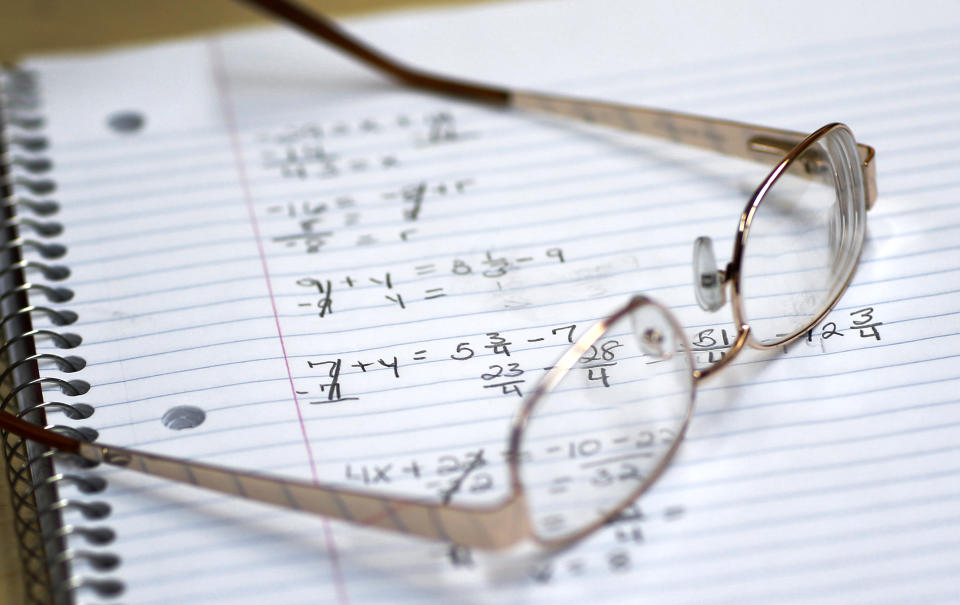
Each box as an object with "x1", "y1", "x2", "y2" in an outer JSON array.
[
  {"x1": 0, "y1": 0, "x2": 470, "y2": 62},
  {"x1": 0, "y1": 2, "x2": 475, "y2": 603}
]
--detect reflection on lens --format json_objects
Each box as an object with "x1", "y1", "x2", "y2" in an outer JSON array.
[
  {"x1": 739, "y1": 125, "x2": 866, "y2": 344},
  {"x1": 518, "y1": 300, "x2": 694, "y2": 543}
]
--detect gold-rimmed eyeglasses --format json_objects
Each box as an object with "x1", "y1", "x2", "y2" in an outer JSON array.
[{"x1": 0, "y1": 0, "x2": 876, "y2": 551}]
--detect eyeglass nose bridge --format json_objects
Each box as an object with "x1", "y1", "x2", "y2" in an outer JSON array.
[{"x1": 692, "y1": 236, "x2": 727, "y2": 312}]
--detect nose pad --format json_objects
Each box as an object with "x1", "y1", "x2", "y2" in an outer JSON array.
[
  {"x1": 639, "y1": 326, "x2": 669, "y2": 359},
  {"x1": 631, "y1": 305, "x2": 676, "y2": 360},
  {"x1": 693, "y1": 236, "x2": 726, "y2": 312}
]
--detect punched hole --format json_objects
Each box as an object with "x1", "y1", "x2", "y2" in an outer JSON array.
[
  {"x1": 11, "y1": 114, "x2": 44, "y2": 129},
  {"x1": 48, "y1": 287, "x2": 74, "y2": 303},
  {"x1": 75, "y1": 475, "x2": 107, "y2": 493},
  {"x1": 66, "y1": 379, "x2": 91, "y2": 395},
  {"x1": 64, "y1": 403, "x2": 94, "y2": 419},
  {"x1": 14, "y1": 177, "x2": 55, "y2": 195},
  {"x1": 72, "y1": 426, "x2": 100, "y2": 442},
  {"x1": 81, "y1": 503, "x2": 112, "y2": 521},
  {"x1": 18, "y1": 198, "x2": 61, "y2": 216},
  {"x1": 107, "y1": 110, "x2": 145, "y2": 134},
  {"x1": 37, "y1": 401, "x2": 93, "y2": 419},
  {"x1": 42, "y1": 264, "x2": 70, "y2": 280},
  {"x1": 84, "y1": 552, "x2": 121, "y2": 572},
  {"x1": 56, "y1": 333, "x2": 83, "y2": 348},
  {"x1": 13, "y1": 156, "x2": 52, "y2": 173},
  {"x1": 33, "y1": 242, "x2": 67, "y2": 259},
  {"x1": 67, "y1": 403, "x2": 94, "y2": 420},
  {"x1": 58, "y1": 355, "x2": 86, "y2": 372},
  {"x1": 86, "y1": 578, "x2": 125, "y2": 598},
  {"x1": 30, "y1": 221, "x2": 63, "y2": 237},
  {"x1": 12, "y1": 136, "x2": 47, "y2": 152},
  {"x1": 161, "y1": 405, "x2": 206, "y2": 430}
]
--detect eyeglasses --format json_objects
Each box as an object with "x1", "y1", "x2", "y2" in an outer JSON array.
[{"x1": 0, "y1": 0, "x2": 876, "y2": 550}]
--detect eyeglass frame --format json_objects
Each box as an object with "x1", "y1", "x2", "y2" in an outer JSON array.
[{"x1": 0, "y1": 0, "x2": 876, "y2": 552}]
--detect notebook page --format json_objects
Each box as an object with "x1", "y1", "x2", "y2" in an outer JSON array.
[{"x1": 13, "y1": 0, "x2": 960, "y2": 602}]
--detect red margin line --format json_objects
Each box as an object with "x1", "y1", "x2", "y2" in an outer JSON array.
[{"x1": 207, "y1": 37, "x2": 349, "y2": 605}]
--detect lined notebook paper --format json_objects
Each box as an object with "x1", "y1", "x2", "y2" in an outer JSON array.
[{"x1": 16, "y1": 0, "x2": 960, "y2": 602}]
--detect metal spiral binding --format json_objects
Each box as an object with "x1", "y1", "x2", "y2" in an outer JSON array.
[{"x1": 1, "y1": 68, "x2": 124, "y2": 604}]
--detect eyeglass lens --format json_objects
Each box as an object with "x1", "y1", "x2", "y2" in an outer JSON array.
[
  {"x1": 517, "y1": 302, "x2": 694, "y2": 543},
  {"x1": 738, "y1": 126, "x2": 867, "y2": 344}
]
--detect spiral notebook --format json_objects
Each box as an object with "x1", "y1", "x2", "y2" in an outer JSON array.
[{"x1": 3, "y1": 1, "x2": 960, "y2": 603}]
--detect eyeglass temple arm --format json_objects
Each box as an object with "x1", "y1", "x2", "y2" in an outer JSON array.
[
  {"x1": 0, "y1": 410, "x2": 527, "y2": 549},
  {"x1": 238, "y1": 0, "x2": 877, "y2": 210}
]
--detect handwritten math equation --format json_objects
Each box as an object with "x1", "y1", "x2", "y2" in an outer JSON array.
[
  {"x1": 690, "y1": 306, "x2": 885, "y2": 364},
  {"x1": 263, "y1": 176, "x2": 473, "y2": 252},
  {"x1": 295, "y1": 320, "x2": 624, "y2": 406},
  {"x1": 256, "y1": 110, "x2": 472, "y2": 179},
  {"x1": 256, "y1": 109, "x2": 480, "y2": 252},
  {"x1": 294, "y1": 246, "x2": 565, "y2": 316},
  {"x1": 339, "y1": 445, "x2": 685, "y2": 583},
  {"x1": 340, "y1": 443, "x2": 685, "y2": 582},
  {"x1": 429, "y1": 501, "x2": 686, "y2": 582},
  {"x1": 296, "y1": 304, "x2": 887, "y2": 407}
]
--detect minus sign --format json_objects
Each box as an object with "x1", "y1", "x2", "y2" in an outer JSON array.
[
  {"x1": 527, "y1": 338, "x2": 545, "y2": 342},
  {"x1": 298, "y1": 303, "x2": 312, "y2": 307},
  {"x1": 543, "y1": 366, "x2": 555, "y2": 371}
]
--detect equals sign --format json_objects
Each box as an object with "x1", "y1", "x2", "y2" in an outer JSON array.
[
  {"x1": 412, "y1": 350, "x2": 427, "y2": 360},
  {"x1": 424, "y1": 287, "x2": 445, "y2": 300},
  {"x1": 415, "y1": 264, "x2": 436, "y2": 276}
]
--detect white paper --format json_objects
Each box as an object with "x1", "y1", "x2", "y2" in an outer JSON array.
[{"x1": 11, "y1": 0, "x2": 960, "y2": 602}]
